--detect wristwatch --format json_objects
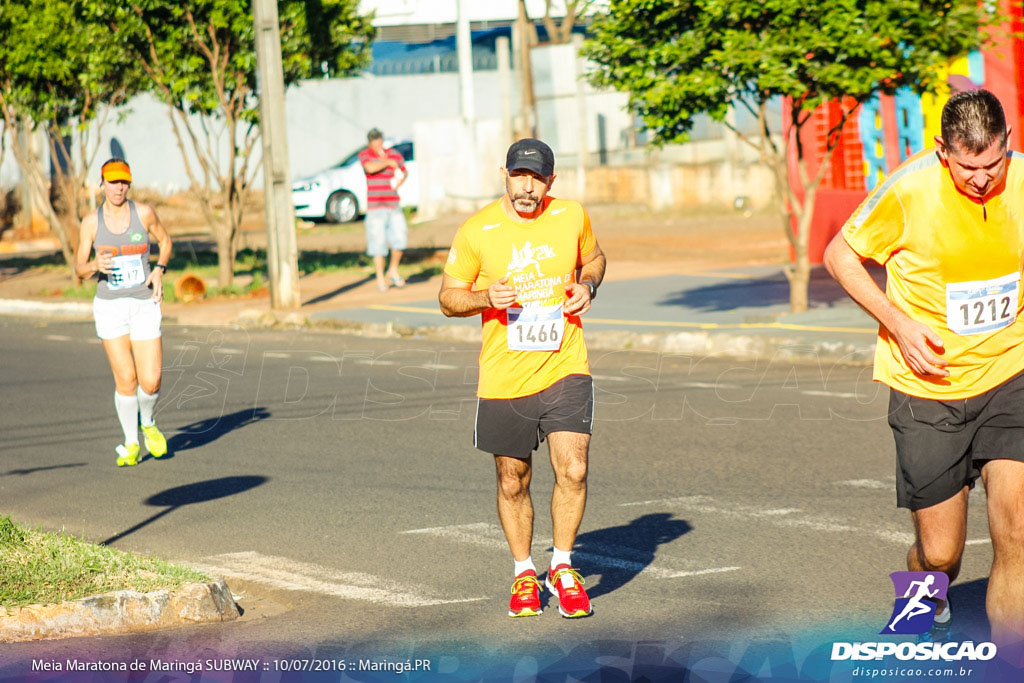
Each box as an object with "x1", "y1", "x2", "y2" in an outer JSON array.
[{"x1": 582, "y1": 281, "x2": 597, "y2": 300}]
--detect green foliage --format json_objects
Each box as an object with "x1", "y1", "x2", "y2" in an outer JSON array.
[
  {"x1": 100, "y1": 0, "x2": 375, "y2": 124},
  {"x1": 583, "y1": 0, "x2": 991, "y2": 144},
  {"x1": 0, "y1": 0, "x2": 143, "y2": 132}
]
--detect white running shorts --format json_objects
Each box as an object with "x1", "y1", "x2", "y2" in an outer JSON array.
[{"x1": 93, "y1": 296, "x2": 162, "y2": 340}]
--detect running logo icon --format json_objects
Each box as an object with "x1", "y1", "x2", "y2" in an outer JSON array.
[{"x1": 880, "y1": 571, "x2": 949, "y2": 634}]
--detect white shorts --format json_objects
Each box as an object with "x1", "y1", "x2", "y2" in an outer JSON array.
[{"x1": 93, "y1": 296, "x2": 162, "y2": 341}]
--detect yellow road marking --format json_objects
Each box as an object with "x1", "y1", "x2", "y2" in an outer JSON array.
[{"x1": 366, "y1": 305, "x2": 876, "y2": 335}]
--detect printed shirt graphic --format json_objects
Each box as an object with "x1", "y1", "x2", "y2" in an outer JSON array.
[
  {"x1": 359, "y1": 147, "x2": 405, "y2": 210},
  {"x1": 842, "y1": 148, "x2": 1024, "y2": 400},
  {"x1": 444, "y1": 197, "x2": 597, "y2": 398},
  {"x1": 880, "y1": 571, "x2": 949, "y2": 635}
]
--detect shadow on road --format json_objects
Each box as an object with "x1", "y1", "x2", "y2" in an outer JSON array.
[
  {"x1": 657, "y1": 265, "x2": 886, "y2": 312},
  {"x1": 573, "y1": 513, "x2": 692, "y2": 600},
  {"x1": 2, "y1": 463, "x2": 88, "y2": 476},
  {"x1": 947, "y1": 577, "x2": 990, "y2": 641},
  {"x1": 100, "y1": 475, "x2": 268, "y2": 546},
  {"x1": 161, "y1": 407, "x2": 272, "y2": 460}
]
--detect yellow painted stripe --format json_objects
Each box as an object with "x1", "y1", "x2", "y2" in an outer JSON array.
[{"x1": 366, "y1": 305, "x2": 876, "y2": 335}]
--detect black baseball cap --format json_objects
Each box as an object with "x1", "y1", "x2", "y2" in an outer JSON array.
[{"x1": 506, "y1": 138, "x2": 555, "y2": 177}]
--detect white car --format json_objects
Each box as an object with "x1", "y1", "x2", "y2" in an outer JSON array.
[{"x1": 291, "y1": 139, "x2": 418, "y2": 223}]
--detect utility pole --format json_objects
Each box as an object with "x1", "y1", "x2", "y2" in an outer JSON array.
[{"x1": 253, "y1": 0, "x2": 300, "y2": 309}]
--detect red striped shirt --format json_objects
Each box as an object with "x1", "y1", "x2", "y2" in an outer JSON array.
[{"x1": 359, "y1": 147, "x2": 406, "y2": 210}]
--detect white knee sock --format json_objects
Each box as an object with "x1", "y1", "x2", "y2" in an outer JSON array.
[
  {"x1": 114, "y1": 392, "x2": 139, "y2": 444},
  {"x1": 137, "y1": 388, "x2": 159, "y2": 427}
]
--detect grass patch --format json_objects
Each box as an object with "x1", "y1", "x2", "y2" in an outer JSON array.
[{"x1": 0, "y1": 516, "x2": 210, "y2": 611}]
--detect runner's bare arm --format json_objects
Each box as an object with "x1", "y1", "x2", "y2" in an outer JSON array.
[
  {"x1": 565, "y1": 242, "x2": 607, "y2": 316},
  {"x1": 824, "y1": 232, "x2": 948, "y2": 377},
  {"x1": 74, "y1": 213, "x2": 105, "y2": 279},
  {"x1": 139, "y1": 203, "x2": 172, "y2": 301},
  {"x1": 439, "y1": 272, "x2": 517, "y2": 317}
]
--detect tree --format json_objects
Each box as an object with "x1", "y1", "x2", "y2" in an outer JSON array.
[
  {"x1": 102, "y1": 0, "x2": 374, "y2": 288},
  {"x1": 583, "y1": 0, "x2": 991, "y2": 312},
  {"x1": 539, "y1": 0, "x2": 597, "y2": 44},
  {"x1": 0, "y1": 0, "x2": 143, "y2": 278}
]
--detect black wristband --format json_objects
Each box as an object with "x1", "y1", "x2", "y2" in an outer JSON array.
[
  {"x1": 153, "y1": 264, "x2": 167, "y2": 272},
  {"x1": 582, "y1": 281, "x2": 597, "y2": 300}
]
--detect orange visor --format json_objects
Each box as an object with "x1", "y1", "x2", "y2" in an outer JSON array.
[{"x1": 101, "y1": 161, "x2": 132, "y2": 183}]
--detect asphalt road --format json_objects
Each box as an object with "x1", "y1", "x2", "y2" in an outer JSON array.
[{"x1": 0, "y1": 316, "x2": 997, "y2": 679}]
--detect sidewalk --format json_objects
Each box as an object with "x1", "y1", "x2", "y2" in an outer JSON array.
[
  {"x1": 0, "y1": 259, "x2": 879, "y2": 363},
  {"x1": 0, "y1": 205, "x2": 880, "y2": 363}
]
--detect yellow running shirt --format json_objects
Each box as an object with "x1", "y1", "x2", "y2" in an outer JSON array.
[
  {"x1": 843, "y1": 148, "x2": 1024, "y2": 399},
  {"x1": 444, "y1": 196, "x2": 597, "y2": 399}
]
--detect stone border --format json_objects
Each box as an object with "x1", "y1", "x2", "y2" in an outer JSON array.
[{"x1": 0, "y1": 580, "x2": 239, "y2": 643}]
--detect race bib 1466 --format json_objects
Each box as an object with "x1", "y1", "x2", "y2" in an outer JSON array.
[{"x1": 507, "y1": 304, "x2": 564, "y2": 351}]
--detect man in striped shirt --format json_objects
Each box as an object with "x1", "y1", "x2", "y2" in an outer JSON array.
[{"x1": 359, "y1": 128, "x2": 408, "y2": 292}]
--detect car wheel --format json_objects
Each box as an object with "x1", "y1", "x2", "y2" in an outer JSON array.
[{"x1": 325, "y1": 190, "x2": 358, "y2": 223}]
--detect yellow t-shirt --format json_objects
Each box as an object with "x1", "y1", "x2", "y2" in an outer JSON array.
[
  {"x1": 843, "y1": 148, "x2": 1024, "y2": 399},
  {"x1": 444, "y1": 197, "x2": 597, "y2": 398}
]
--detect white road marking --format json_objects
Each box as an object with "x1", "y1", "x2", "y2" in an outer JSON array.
[
  {"x1": 621, "y1": 496, "x2": 916, "y2": 545},
  {"x1": 591, "y1": 374, "x2": 629, "y2": 382},
  {"x1": 966, "y1": 539, "x2": 991, "y2": 546},
  {"x1": 44, "y1": 334, "x2": 72, "y2": 341},
  {"x1": 402, "y1": 523, "x2": 740, "y2": 579},
  {"x1": 263, "y1": 352, "x2": 291, "y2": 358},
  {"x1": 838, "y1": 479, "x2": 893, "y2": 490},
  {"x1": 422, "y1": 364, "x2": 458, "y2": 370},
  {"x1": 802, "y1": 390, "x2": 860, "y2": 399},
  {"x1": 192, "y1": 551, "x2": 483, "y2": 607},
  {"x1": 357, "y1": 359, "x2": 396, "y2": 366},
  {"x1": 682, "y1": 382, "x2": 741, "y2": 389}
]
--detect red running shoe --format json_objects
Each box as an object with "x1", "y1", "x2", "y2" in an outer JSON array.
[
  {"x1": 546, "y1": 564, "x2": 593, "y2": 618},
  {"x1": 508, "y1": 569, "x2": 543, "y2": 617}
]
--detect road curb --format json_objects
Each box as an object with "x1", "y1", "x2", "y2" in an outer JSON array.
[
  {"x1": 0, "y1": 298, "x2": 92, "y2": 319},
  {"x1": 238, "y1": 309, "x2": 877, "y2": 364},
  {"x1": 0, "y1": 580, "x2": 239, "y2": 643},
  {"x1": 0, "y1": 299, "x2": 876, "y2": 364}
]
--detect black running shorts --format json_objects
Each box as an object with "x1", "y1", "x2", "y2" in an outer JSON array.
[
  {"x1": 888, "y1": 370, "x2": 1024, "y2": 510},
  {"x1": 474, "y1": 374, "x2": 594, "y2": 458}
]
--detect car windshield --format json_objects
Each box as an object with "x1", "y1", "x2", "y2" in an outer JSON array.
[{"x1": 335, "y1": 148, "x2": 364, "y2": 168}]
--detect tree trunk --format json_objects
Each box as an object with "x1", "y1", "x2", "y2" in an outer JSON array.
[
  {"x1": 785, "y1": 189, "x2": 817, "y2": 314},
  {"x1": 215, "y1": 224, "x2": 235, "y2": 289}
]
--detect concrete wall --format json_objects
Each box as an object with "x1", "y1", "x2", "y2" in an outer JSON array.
[{"x1": 0, "y1": 49, "x2": 779, "y2": 214}]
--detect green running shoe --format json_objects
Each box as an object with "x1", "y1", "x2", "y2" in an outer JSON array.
[
  {"x1": 115, "y1": 442, "x2": 140, "y2": 467},
  {"x1": 142, "y1": 424, "x2": 167, "y2": 458}
]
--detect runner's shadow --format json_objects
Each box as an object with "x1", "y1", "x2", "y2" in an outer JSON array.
[
  {"x1": 947, "y1": 577, "x2": 990, "y2": 641},
  {"x1": 161, "y1": 407, "x2": 271, "y2": 458},
  {"x1": 100, "y1": 475, "x2": 268, "y2": 546},
  {"x1": 569, "y1": 513, "x2": 692, "y2": 600}
]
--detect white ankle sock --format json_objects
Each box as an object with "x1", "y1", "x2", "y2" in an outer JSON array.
[
  {"x1": 137, "y1": 388, "x2": 159, "y2": 427},
  {"x1": 934, "y1": 603, "x2": 952, "y2": 623},
  {"x1": 114, "y1": 392, "x2": 139, "y2": 444},
  {"x1": 550, "y1": 547, "x2": 572, "y2": 569},
  {"x1": 514, "y1": 556, "x2": 536, "y2": 576}
]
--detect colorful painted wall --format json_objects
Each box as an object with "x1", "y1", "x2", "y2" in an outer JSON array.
[{"x1": 792, "y1": 1, "x2": 1024, "y2": 262}]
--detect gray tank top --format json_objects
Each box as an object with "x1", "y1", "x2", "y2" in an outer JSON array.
[{"x1": 95, "y1": 201, "x2": 152, "y2": 300}]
